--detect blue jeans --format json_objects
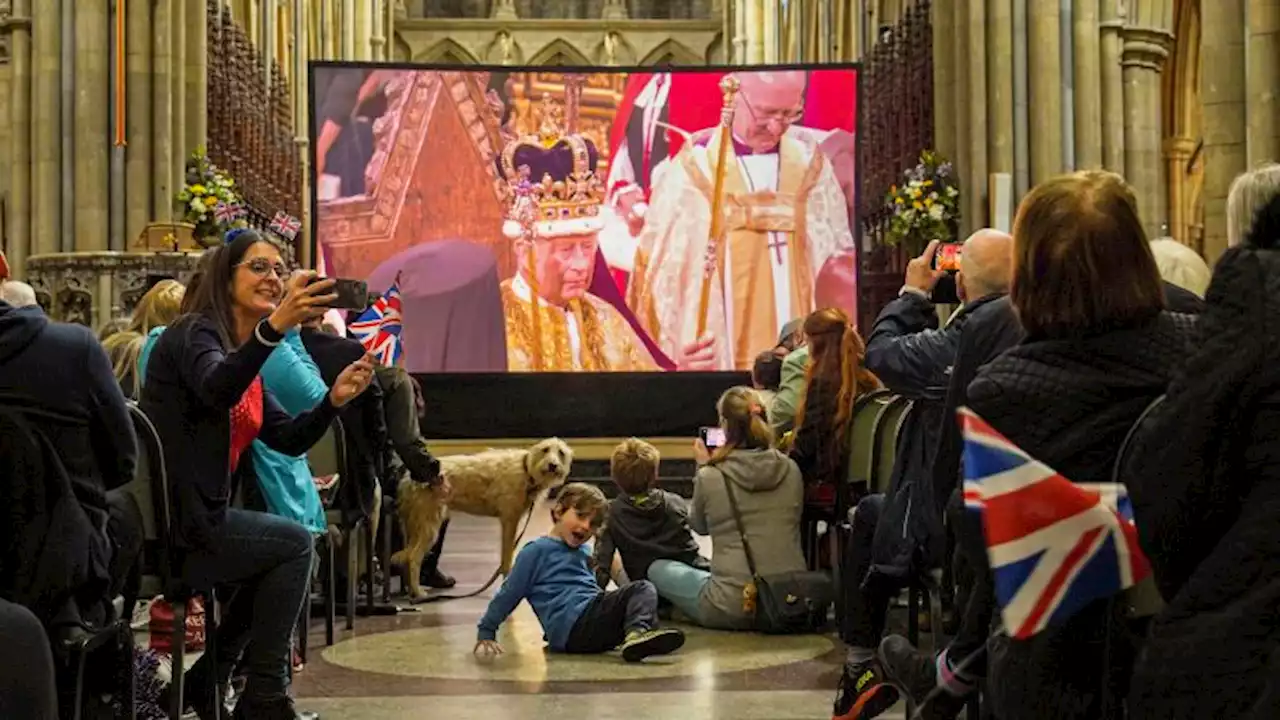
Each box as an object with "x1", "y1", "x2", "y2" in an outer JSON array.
[
  {"x1": 647, "y1": 559, "x2": 712, "y2": 626},
  {"x1": 183, "y1": 508, "x2": 313, "y2": 698}
]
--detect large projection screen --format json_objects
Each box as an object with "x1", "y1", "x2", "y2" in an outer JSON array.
[{"x1": 311, "y1": 64, "x2": 859, "y2": 376}]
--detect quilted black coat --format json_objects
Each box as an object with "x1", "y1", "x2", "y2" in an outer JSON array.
[{"x1": 966, "y1": 310, "x2": 1195, "y2": 720}]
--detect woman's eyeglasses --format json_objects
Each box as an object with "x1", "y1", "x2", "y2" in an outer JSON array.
[{"x1": 238, "y1": 258, "x2": 288, "y2": 279}]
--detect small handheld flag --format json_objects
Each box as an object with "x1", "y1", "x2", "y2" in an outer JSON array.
[
  {"x1": 214, "y1": 201, "x2": 244, "y2": 224},
  {"x1": 959, "y1": 407, "x2": 1151, "y2": 639},
  {"x1": 349, "y1": 281, "x2": 403, "y2": 367},
  {"x1": 269, "y1": 211, "x2": 301, "y2": 241}
]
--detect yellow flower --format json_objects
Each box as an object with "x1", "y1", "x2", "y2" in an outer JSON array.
[
  {"x1": 203, "y1": 196, "x2": 217, "y2": 206},
  {"x1": 913, "y1": 201, "x2": 924, "y2": 210},
  {"x1": 895, "y1": 197, "x2": 904, "y2": 205},
  {"x1": 190, "y1": 184, "x2": 208, "y2": 195},
  {"x1": 922, "y1": 180, "x2": 933, "y2": 187}
]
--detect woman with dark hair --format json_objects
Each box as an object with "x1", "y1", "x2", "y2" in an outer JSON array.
[
  {"x1": 646, "y1": 386, "x2": 807, "y2": 630},
  {"x1": 953, "y1": 170, "x2": 1195, "y2": 720},
  {"x1": 140, "y1": 229, "x2": 374, "y2": 720}
]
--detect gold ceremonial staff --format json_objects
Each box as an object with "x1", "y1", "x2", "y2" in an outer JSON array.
[{"x1": 696, "y1": 76, "x2": 742, "y2": 341}]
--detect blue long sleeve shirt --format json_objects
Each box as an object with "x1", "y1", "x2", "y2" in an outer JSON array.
[{"x1": 476, "y1": 536, "x2": 601, "y2": 651}]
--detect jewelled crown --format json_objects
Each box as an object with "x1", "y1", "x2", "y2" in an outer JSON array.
[{"x1": 496, "y1": 94, "x2": 607, "y2": 240}]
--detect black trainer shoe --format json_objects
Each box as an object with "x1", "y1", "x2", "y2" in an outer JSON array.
[
  {"x1": 619, "y1": 627, "x2": 685, "y2": 662},
  {"x1": 420, "y1": 568, "x2": 457, "y2": 589},
  {"x1": 878, "y1": 635, "x2": 970, "y2": 720},
  {"x1": 832, "y1": 660, "x2": 900, "y2": 720},
  {"x1": 232, "y1": 693, "x2": 319, "y2": 720}
]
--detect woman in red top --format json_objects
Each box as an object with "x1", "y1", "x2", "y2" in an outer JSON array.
[{"x1": 140, "y1": 230, "x2": 373, "y2": 720}]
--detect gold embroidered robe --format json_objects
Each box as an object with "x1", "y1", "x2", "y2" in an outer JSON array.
[
  {"x1": 627, "y1": 128, "x2": 856, "y2": 371},
  {"x1": 500, "y1": 279, "x2": 658, "y2": 372}
]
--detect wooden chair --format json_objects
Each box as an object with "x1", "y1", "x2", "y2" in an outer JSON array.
[{"x1": 125, "y1": 403, "x2": 219, "y2": 720}]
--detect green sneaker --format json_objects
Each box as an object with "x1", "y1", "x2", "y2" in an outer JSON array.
[{"x1": 619, "y1": 627, "x2": 685, "y2": 663}]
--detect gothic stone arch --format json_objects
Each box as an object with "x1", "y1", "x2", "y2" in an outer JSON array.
[
  {"x1": 416, "y1": 37, "x2": 481, "y2": 65},
  {"x1": 1162, "y1": 0, "x2": 1203, "y2": 252},
  {"x1": 527, "y1": 38, "x2": 592, "y2": 66},
  {"x1": 638, "y1": 38, "x2": 702, "y2": 66}
]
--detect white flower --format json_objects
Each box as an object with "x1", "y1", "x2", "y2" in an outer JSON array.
[
  {"x1": 929, "y1": 203, "x2": 945, "y2": 221},
  {"x1": 188, "y1": 197, "x2": 205, "y2": 213},
  {"x1": 947, "y1": 186, "x2": 959, "y2": 198}
]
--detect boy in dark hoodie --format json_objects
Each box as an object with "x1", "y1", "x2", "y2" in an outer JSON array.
[{"x1": 593, "y1": 438, "x2": 710, "y2": 588}]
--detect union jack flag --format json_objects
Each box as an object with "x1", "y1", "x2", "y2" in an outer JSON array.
[
  {"x1": 349, "y1": 282, "x2": 403, "y2": 367},
  {"x1": 959, "y1": 407, "x2": 1151, "y2": 639},
  {"x1": 214, "y1": 200, "x2": 244, "y2": 224},
  {"x1": 269, "y1": 211, "x2": 301, "y2": 240}
]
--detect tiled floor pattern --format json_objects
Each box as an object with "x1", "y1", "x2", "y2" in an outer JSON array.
[{"x1": 291, "y1": 499, "x2": 910, "y2": 719}]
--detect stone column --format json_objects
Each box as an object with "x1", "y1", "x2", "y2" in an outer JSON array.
[
  {"x1": 1163, "y1": 135, "x2": 1197, "y2": 246},
  {"x1": 986, "y1": 0, "x2": 1015, "y2": 178},
  {"x1": 966, "y1": 0, "x2": 989, "y2": 229},
  {"x1": 187, "y1": 0, "x2": 208, "y2": 153},
  {"x1": 1099, "y1": 0, "x2": 1125, "y2": 172},
  {"x1": 1245, "y1": 0, "x2": 1279, "y2": 165},
  {"x1": 8, "y1": 0, "x2": 33, "y2": 276},
  {"x1": 932, "y1": 0, "x2": 956, "y2": 165},
  {"x1": 342, "y1": 0, "x2": 356, "y2": 57},
  {"x1": 745, "y1": 0, "x2": 764, "y2": 63},
  {"x1": 125, "y1": 0, "x2": 151, "y2": 243},
  {"x1": 74, "y1": 0, "x2": 110, "y2": 251},
  {"x1": 31, "y1": 0, "x2": 61, "y2": 254},
  {"x1": 1072, "y1": 0, "x2": 1102, "y2": 169},
  {"x1": 153, "y1": 0, "x2": 174, "y2": 220},
  {"x1": 172, "y1": 0, "x2": 187, "y2": 184},
  {"x1": 1199, "y1": 0, "x2": 1246, "y2": 259},
  {"x1": 1122, "y1": 21, "x2": 1173, "y2": 239},
  {"x1": 952, "y1": 0, "x2": 971, "y2": 235},
  {"x1": 1028, "y1": 0, "x2": 1063, "y2": 184}
]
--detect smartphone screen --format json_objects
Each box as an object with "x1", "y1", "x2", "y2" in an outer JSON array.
[
  {"x1": 699, "y1": 426, "x2": 726, "y2": 449},
  {"x1": 933, "y1": 243, "x2": 963, "y2": 272},
  {"x1": 319, "y1": 278, "x2": 369, "y2": 310}
]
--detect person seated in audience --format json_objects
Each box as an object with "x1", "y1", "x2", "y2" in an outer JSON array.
[
  {"x1": 474, "y1": 483, "x2": 685, "y2": 662},
  {"x1": 107, "y1": 279, "x2": 186, "y2": 399},
  {"x1": 139, "y1": 229, "x2": 374, "y2": 720},
  {"x1": 646, "y1": 387, "x2": 807, "y2": 630},
  {"x1": 751, "y1": 350, "x2": 783, "y2": 410},
  {"x1": 374, "y1": 363, "x2": 455, "y2": 589},
  {"x1": 0, "y1": 598, "x2": 58, "y2": 720},
  {"x1": 769, "y1": 321, "x2": 808, "y2": 435},
  {"x1": 927, "y1": 171, "x2": 1192, "y2": 720},
  {"x1": 1125, "y1": 164, "x2": 1280, "y2": 720},
  {"x1": 0, "y1": 279, "x2": 37, "y2": 308},
  {"x1": 1149, "y1": 236, "x2": 1212, "y2": 300},
  {"x1": 0, "y1": 250, "x2": 142, "y2": 638},
  {"x1": 592, "y1": 438, "x2": 709, "y2": 589},
  {"x1": 833, "y1": 231, "x2": 1013, "y2": 719},
  {"x1": 789, "y1": 308, "x2": 882, "y2": 554}
]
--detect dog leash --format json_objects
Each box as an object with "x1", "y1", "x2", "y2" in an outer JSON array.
[{"x1": 409, "y1": 503, "x2": 539, "y2": 604}]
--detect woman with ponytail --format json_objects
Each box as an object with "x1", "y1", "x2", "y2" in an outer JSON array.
[
  {"x1": 646, "y1": 386, "x2": 807, "y2": 630},
  {"x1": 788, "y1": 308, "x2": 881, "y2": 522}
]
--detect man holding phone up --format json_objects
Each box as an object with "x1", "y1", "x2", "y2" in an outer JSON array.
[{"x1": 833, "y1": 230, "x2": 1014, "y2": 719}]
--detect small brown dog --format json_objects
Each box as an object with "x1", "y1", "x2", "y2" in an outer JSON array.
[{"x1": 390, "y1": 438, "x2": 574, "y2": 601}]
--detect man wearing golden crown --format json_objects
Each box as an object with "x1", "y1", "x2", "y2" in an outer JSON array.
[
  {"x1": 627, "y1": 70, "x2": 859, "y2": 372},
  {"x1": 495, "y1": 97, "x2": 659, "y2": 372}
]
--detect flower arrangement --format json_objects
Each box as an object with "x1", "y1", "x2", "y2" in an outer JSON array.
[
  {"x1": 176, "y1": 147, "x2": 243, "y2": 243},
  {"x1": 883, "y1": 150, "x2": 961, "y2": 252}
]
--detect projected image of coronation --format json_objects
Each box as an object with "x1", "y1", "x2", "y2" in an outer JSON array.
[{"x1": 312, "y1": 66, "x2": 859, "y2": 373}]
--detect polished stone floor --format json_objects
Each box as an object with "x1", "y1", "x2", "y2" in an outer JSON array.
[{"x1": 291, "y1": 499, "x2": 909, "y2": 719}]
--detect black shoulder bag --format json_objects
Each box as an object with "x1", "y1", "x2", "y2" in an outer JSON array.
[{"x1": 722, "y1": 475, "x2": 834, "y2": 634}]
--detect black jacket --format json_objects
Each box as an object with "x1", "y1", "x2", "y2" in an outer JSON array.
[
  {"x1": 140, "y1": 315, "x2": 337, "y2": 549},
  {"x1": 591, "y1": 489, "x2": 710, "y2": 587},
  {"x1": 1125, "y1": 247, "x2": 1280, "y2": 720},
  {"x1": 300, "y1": 328, "x2": 386, "y2": 522},
  {"x1": 863, "y1": 292, "x2": 1005, "y2": 580},
  {"x1": 966, "y1": 310, "x2": 1196, "y2": 720},
  {"x1": 0, "y1": 302, "x2": 134, "y2": 621}
]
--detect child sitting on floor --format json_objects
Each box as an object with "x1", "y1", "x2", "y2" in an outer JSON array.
[
  {"x1": 593, "y1": 438, "x2": 710, "y2": 588},
  {"x1": 473, "y1": 482, "x2": 686, "y2": 663}
]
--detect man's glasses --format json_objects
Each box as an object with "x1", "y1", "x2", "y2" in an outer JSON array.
[
  {"x1": 741, "y1": 93, "x2": 805, "y2": 126},
  {"x1": 238, "y1": 257, "x2": 288, "y2": 279}
]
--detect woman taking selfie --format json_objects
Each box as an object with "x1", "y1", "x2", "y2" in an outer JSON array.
[{"x1": 140, "y1": 229, "x2": 374, "y2": 720}]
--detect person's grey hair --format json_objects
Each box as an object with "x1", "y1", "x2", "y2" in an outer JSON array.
[
  {"x1": 961, "y1": 229, "x2": 1014, "y2": 298},
  {"x1": 0, "y1": 280, "x2": 37, "y2": 308},
  {"x1": 1149, "y1": 238, "x2": 1211, "y2": 298},
  {"x1": 1227, "y1": 163, "x2": 1280, "y2": 247}
]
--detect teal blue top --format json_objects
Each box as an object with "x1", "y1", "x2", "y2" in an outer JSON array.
[{"x1": 141, "y1": 325, "x2": 328, "y2": 533}]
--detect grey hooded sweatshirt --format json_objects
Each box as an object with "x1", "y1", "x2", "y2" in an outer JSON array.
[{"x1": 689, "y1": 447, "x2": 806, "y2": 630}]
